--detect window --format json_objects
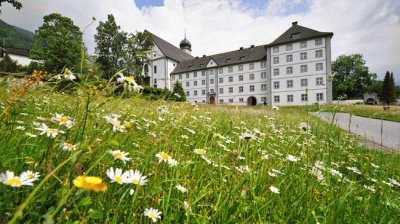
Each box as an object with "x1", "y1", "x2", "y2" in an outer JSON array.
[
  {"x1": 229, "y1": 87, "x2": 233, "y2": 93},
  {"x1": 186, "y1": 73, "x2": 189, "y2": 78},
  {"x1": 287, "y1": 80, "x2": 293, "y2": 88},
  {"x1": 210, "y1": 69, "x2": 214, "y2": 75},
  {"x1": 229, "y1": 98, "x2": 234, "y2": 103},
  {"x1": 202, "y1": 80, "x2": 206, "y2": 85},
  {"x1": 239, "y1": 75, "x2": 243, "y2": 81},
  {"x1": 316, "y1": 77, "x2": 324, "y2": 86},
  {"x1": 286, "y1": 54, "x2": 293, "y2": 62},
  {"x1": 300, "y1": 41, "x2": 307, "y2": 48},
  {"x1": 239, "y1": 98, "x2": 244, "y2": 102},
  {"x1": 194, "y1": 90, "x2": 198, "y2": 96},
  {"x1": 210, "y1": 89, "x2": 215, "y2": 93},
  {"x1": 287, "y1": 67, "x2": 293, "y2": 74},
  {"x1": 171, "y1": 75, "x2": 175, "y2": 81},
  {"x1": 154, "y1": 66, "x2": 157, "y2": 74},
  {"x1": 286, "y1": 44, "x2": 293, "y2": 51},
  {"x1": 274, "y1": 96, "x2": 280, "y2": 103},
  {"x1": 261, "y1": 61, "x2": 266, "y2": 68},
  {"x1": 261, "y1": 97, "x2": 267, "y2": 103},
  {"x1": 179, "y1": 74, "x2": 182, "y2": 79},
  {"x1": 202, "y1": 90, "x2": 206, "y2": 95},
  {"x1": 301, "y1": 65, "x2": 308, "y2": 73},
  {"x1": 261, "y1": 84, "x2": 267, "y2": 91},
  {"x1": 228, "y1": 67, "x2": 233, "y2": 73},
  {"x1": 316, "y1": 93, "x2": 324, "y2": 101},
  {"x1": 287, "y1": 95, "x2": 293, "y2": 102},
  {"x1": 194, "y1": 81, "x2": 197, "y2": 86},
  {"x1": 186, "y1": 91, "x2": 190, "y2": 96},
  {"x1": 210, "y1": 79, "x2": 214, "y2": 84},
  {"x1": 219, "y1": 99, "x2": 224, "y2": 104},
  {"x1": 315, "y1": 38, "x2": 322, "y2": 46},
  {"x1": 300, "y1": 52, "x2": 307, "y2": 60},
  {"x1": 218, "y1": 68, "x2": 223, "y2": 74},
  {"x1": 239, "y1": 86, "x2": 244, "y2": 92},
  {"x1": 202, "y1": 71, "x2": 206, "y2": 76},
  {"x1": 274, "y1": 81, "x2": 280, "y2": 89},
  {"x1": 238, "y1": 65, "x2": 243, "y2": 71},
  {"x1": 229, "y1": 76, "x2": 233, "y2": 82},
  {"x1": 316, "y1": 63, "x2": 323, "y2": 71},
  {"x1": 273, "y1": 57, "x2": 279, "y2": 64},
  {"x1": 249, "y1": 73, "x2": 255, "y2": 80},
  {"x1": 261, "y1": 72, "x2": 267, "y2": 79},
  {"x1": 186, "y1": 82, "x2": 190, "y2": 87},
  {"x1": 273, "y1": 47, "x2": 279, "y2": 53},
  {"x1": 194, "y1": 72, "x2": 197, "y2": 77},
  {"x1": 249, "y1": 85, "x2": 255, "y2": 92},
  {"x1": 301, "y1": 78, "x2": 308, "y2": 87},
  {"x1": 219, "y1": 77, "x2": 223, "y2": 83},
  {"x1": 315, "y1": 50, "x2": 323, "y2": 58},
  {"x1": 219, "y1": 88, "x2": 224, "y2": 94},
  {"x1": 301, "y1": 94, "x2": 308, "y2": 101},
  {"x1": 249, "y1": 63, "x2": 254, "y2": 70},
  {"x1": 273, "y1": 68, "x2": 280, "y2": 76}
]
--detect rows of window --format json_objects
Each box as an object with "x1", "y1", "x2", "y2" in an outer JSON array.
[
  {"x1": 272, "y1": 38, "x2": 323, "y2": 53},
  {"x1": 171, "y1": 62, "x2": 267, "y2": 81},
  {"x1": 273, "y1": 49, "x2": 323, "y2": 64},
  {"x1": 273, "y1": 62, "x2": 324, "y2": 76},
  {"x1": 273, "y1": 93, "x2": 324, "y2": 103},
  {"x1": 174, "y1": 72, "x2": 268, "y2": 87},
  {"x1": 184, "y1": 83, "x2": 269, "y2": 97},
  {"x1": 273, "y1": 77, "x2": 324, "y2": 89}
]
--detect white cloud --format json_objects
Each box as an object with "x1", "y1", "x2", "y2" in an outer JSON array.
[{"x1": 1, "y1": 0, "x2": 399, "y2": 79}]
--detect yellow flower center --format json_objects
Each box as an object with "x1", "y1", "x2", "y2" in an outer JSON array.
[
  {"x1": 216, "y1": 133, "x2": 222, "y2": 137},
  {"x1": 132, "y1": 178, "x2": 139, "y2": 184},
  {"x1": 161, "y1": 152, "x2": 170, "y2": 160},
  {"x1": 113, "y1": 153, "x2": 123, "y2": 159},
  {"x1": 115, "y1": 176, "x2": 123, "y2": 183},
  {"x1": 197, "y1": 149, "x2": 204, "y2": 154},
  {"x1": 59, "y1": 117, "x2": 69, "y2": 123},
  {"x1": 47, "y1": 129, "x2": 56, "y2": 133},
  {"x1": 6, "y1": 177, "x2": 22, "y2": 186},
  {"x1": 149, "y1": 213, "x2": 156, "y2": 219},
  {"x1": 27, "y1": 174, "x2": 35, "y2": 179},
  {"x1": 126, "y1": 77, "x2": 135, "y2": 82},
  {"x1": 66, "y1": 143, "x2": 73, "y2": 148}
]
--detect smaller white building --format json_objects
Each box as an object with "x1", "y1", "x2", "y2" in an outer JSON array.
[{"x1": 0, "y1": 47, "x2": 32, "y2": 66}]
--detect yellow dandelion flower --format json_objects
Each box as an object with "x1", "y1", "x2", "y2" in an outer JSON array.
[{"x1": 73, "y1": 176, "x2": 107, "y2": 192}]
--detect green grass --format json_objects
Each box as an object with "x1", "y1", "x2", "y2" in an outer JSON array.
[
  {"x1": 315, "y1": 104, "x2": 400, "y2": 122},
  {"x1": 1, "y1": 83, "x2": 400, "y2": 223}
]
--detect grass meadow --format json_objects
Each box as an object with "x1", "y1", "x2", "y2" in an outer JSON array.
[{"x1": 1, "y1": 76, "x2": 400, "y2": 223}]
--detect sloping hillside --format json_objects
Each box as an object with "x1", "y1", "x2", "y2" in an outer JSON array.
[{"x1": 0, "y1": 19, "x2": 34, "y2": 49}]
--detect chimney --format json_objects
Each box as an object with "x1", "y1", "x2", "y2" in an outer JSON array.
[
  {"x1": 202, "y1": 55, "x2": 206, "y2": 57},
  {"x1": 250, "y1": 45, "x2": 254, "y2": 48},
  {"x1": 292, "y1": 21, "x2": 298, "y2": 26},
  {"x1": 239, "y1": 47, "x2": 243, "y2": 50}
]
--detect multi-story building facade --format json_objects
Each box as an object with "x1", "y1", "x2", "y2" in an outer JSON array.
[{"x1": 144, "y1": 22, "x2": 333, "y2": 106}]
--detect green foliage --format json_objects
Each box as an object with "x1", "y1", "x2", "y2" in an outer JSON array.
[
  {"x1": 94, "y1": 14, "x2": 127, "y2": 79},
  {"x1": 0, "y1": 19, "x2": 33, "y2": 49},
  {"x1": 0, "y1": 0, "x2": 22, "y2": 14},
  {"x1": 366, "y1": 80, "x2": 383, "y2": 97},
  {"x1": 381, "y1": 71, "x2": 397, "y2": 105},
  {"x1": 142, "y1": 86, "x2": 171, "y2": 100},
  {"x1": 332, "y1": 54, "x2": 376, "y2": 99},
  {"x1": 0, "y1": 53, "x2": 17, "y2": 72},
  {"x1": 17, "y1": 61, "x2": 42, "y2": 74},
  {"x1": 170, "y1": 80, "x2": 186, "y2": 101},
  {"x1": 30, "y1": 13, "x2": 83, "y2": 73},
  {"x1": 122, "y1": 31, "x2": 153, "y2": 76}
]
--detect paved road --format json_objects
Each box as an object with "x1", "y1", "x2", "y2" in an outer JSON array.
[{"x1": 311, "y1": 112, "x2": 400, "y2": 152}]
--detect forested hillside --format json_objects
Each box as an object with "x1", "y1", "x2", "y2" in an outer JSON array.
[{"x1": 0, "y1": 19, "x2": 34, "y2": 49}]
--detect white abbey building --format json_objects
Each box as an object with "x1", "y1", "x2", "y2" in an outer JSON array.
[{"x1": 144, "y1": 22, "x2": 333, "y2": 106}]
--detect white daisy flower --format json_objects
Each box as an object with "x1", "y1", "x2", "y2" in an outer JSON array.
[
  {"x1": 61, "y1": 142, "x2": 78, "y2": 151},
  {"x1": 108, "y1": 150, "x2": 131, "y2": 163},
  {"x1": 106, "y1": 167, "x2": 127, "y2": 184},
  {"x1": 144, "y1": 208, "x2": 162, "y2": 223},
  {"x1": 269, "y1": 186, "x2": 280, "y2": 194},
  {"x1": 125, "y1": 169, "x2": 148, "y2": 185},
  {"x1": 287, "y1": 154, "x2": 300, "y2": 162},
  {"x1": 194, "y1": 148, "x2": 206, "y2": 155},
  {"x1": 156, "y1": 152, "x2": 171, "y2": 163},
  {"x1": 35, "y1": 123, "x2": 64, "y2": 138},
  {"x1": 0, "y1": 170, "x2": 39, "y2": 187},
  {"x1": 51, "y1": 114, "x2": 73, "y2": 129},
  {"x1": 175, "y1": 184, "x2": 187, "y2": 193}
]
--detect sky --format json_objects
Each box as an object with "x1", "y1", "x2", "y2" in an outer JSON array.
[{"x1": 1, "y1": 0, "x2": 399, "y2": 82}]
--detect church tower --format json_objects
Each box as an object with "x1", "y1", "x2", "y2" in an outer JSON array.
[{"x1": 179, "y1": 31, "x2": 192, "y2": 55}]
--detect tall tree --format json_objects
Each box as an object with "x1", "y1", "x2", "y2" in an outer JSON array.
[
  {"x1": 381, "y1": 71, "x2": 397, "y2": 105},
  {"x1": 332, "y1": 54, "x2": 376, "y2": 99},
  {"x1": 0, "y1": 0, "x2": 22, "y2": 14},
  {"x1": 30, "y1": 13, "x2": 83, "y2": 73},
  {"x1": 170, "y1": 81, "x2": 186, "y2": 102},
  {"x1": 94, "y1": 14, "x2": 127, "y2": 79}
]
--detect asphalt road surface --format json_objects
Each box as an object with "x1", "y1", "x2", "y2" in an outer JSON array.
[{"x1": 311, "y1": 112, "x2": 400, "y2": 152}]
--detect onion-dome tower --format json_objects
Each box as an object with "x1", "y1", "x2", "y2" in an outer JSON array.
[{"x1": 179, "y1": 31, "x2": 192, "y2": 55}]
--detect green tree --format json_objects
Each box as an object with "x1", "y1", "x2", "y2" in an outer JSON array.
[
  {"x1": 0, "y1": 53, "x2": 17, "y2": 72},
  {"x1": 332, "y1": 54, "x2": 376, "y2": 99},
  {"x1": 30, "y1": 13, "x2": 83, "y2": 73},
  {"x1": 381, "y1": 71, "x2": 397, "y2": 105},
  {"x1": 170, "y1": 81, "x2": 186, "y2": 102},
  {"x1": 366, "y1": 80, "x2": 383, "y2": 96},
  {"x1": 0, "y1": 0, "x2": 22, "y2": 14},
  {"x1": 94, "y1": 14, "x2": 127, "y2": 79}
]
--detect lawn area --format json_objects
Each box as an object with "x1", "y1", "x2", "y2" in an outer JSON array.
[
  {"x1": 1, "y1": 82, "x2": 400, "y2": 223},
  {"x1": 315, "y1": 104, "x2": 400, "y2": 122}
]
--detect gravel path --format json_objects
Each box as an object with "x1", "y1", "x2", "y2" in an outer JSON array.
[{"x1": 311, "y1": 112, "x2": 400, "y2": 152}]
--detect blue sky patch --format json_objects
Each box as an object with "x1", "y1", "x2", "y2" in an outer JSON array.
[{"x1": 135, "y1": 0, "x2": 164, "y2": 9}]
